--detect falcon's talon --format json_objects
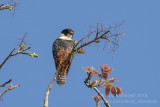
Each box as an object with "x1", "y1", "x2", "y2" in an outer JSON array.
[{"x1": 59, "y1": 61, "x2": 65, "y2": 67}]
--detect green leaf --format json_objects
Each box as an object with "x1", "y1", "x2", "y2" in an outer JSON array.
[
  {"x1": 72, "y1": 42, "x2": 77, "y2": 47},
  {"x1": 71, "y1": 52, "x2": 77, "y2": 56},
  {"x1": 9, "y1": 6, "x2": 13, "y2": 12},
  {"x1": 31, "y1": 54, "x2": 34, "y2": 57},
  {"x1": 28, "y1": 52, "x2": 39, "y2": 58},
  {"x1": 28, "y1": 53, "x2": 33, "y2": 57},
  {"x1": 19, "y1": 44, "x2": 26, "y2": 50},
  {"x1": 10, "y1": 84, "x2": 13, "y2": 87}
]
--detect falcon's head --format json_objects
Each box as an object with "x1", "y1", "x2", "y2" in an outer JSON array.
[{"x1": 59, "y1": 29, "x2": 74, "y2": 40}]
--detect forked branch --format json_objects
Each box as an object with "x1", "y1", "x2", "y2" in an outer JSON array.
[
  {"x1": 0, "y1": 84, "x2": 20, "y2": 97},
  {"x1": 0, "y1": 33, "x2": 39, "y2": 99},
  {"x1": 0, "y1": 49, "x2": 15, "y2": 69},
  {"x1": 0, "y1": 33, "x2": 38, "y2": 70},
  {"x1": 0, "y1": 79, "x2": 12, "y2": 87},
  {"x1": 0, "y1": 2, "x2": 17, "y2": 10},
  {"x1": 84, "y1": 73, "x2": 110, "y2": 107}
]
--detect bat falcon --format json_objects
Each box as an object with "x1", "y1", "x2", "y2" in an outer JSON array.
[{"x1": 52, "y1": 29, "x2": 74, "y2": 86}]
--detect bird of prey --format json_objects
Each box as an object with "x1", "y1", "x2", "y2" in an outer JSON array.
[{"x1": 52, "y1": 29, "x2": 75, "y2": 86}]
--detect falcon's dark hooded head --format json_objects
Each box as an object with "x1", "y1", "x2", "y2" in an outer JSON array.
[{"x1": 60, "y1": 29, "x2": 74, "y2": 40}]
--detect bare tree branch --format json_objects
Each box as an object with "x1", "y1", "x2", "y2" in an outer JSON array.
[
  {"x1": 0, "y1": 84, "x2": 20, "y2": 97},
  {"x1": 0, "y1": 0, "x2": 18, "y2": 15},
  {"x1": 19, "y1": 32, "x2": 27, "y2": 45},
  {"x1": 0, "y1": 79, "x2": 12, "y2": 87},
  {"x1": 44, "y1": 71, "x2": 58, "y2": 107},
  {"x1": 0, "y1": 47, "x2": 33, "y2": 70},
  {"x1": 11, "y1": 47, "x2": 31, "y2": 56},
  {"x1": 0, "y1": 32, "x2": 38, "y2": 100},
  {"x1": 0, "y1": 48, "x2": 15, "y2": 69},
  {"x1": 0, "y1": 4, "x2": 12, "y2": 10},
  {"x1": 0, "y1": 4, "x2": 4, "y2": 7},
  {"x1": 0, "y1": 33, "x2": 38, "y2": 70}
]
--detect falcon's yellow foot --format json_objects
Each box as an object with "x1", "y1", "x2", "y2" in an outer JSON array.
[{"x1": 59, "y1": 61, "x2": 65, "y2": 67}]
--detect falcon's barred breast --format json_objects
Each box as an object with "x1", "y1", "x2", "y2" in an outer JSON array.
[{"x1": 52, "y1": 29, "x2": 74, "y2": 86}]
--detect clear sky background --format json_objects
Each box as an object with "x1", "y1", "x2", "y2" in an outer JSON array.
[{"x1": 0, "y1": 0, "x2": 159, "y2": 107}]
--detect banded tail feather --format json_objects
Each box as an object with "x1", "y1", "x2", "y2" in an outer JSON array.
[{"x1": 56, "y1": 73, "x2": 67, "y2": 86}]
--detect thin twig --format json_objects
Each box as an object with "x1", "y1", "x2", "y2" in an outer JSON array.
[
  {"x1": 11, "y1": 47, "x2": 31, "y2": 56},
  {"x1": 0, "y1": 4, "x2": 4, "y2": 7},
  {"x1": 0, "y1": 48, "x2": 15, "y2": 69},
  {"x1": 108, "y1": 33, "x2": 124, "y2": 37},
  {"x1": 0, "y1": 84, "x2": 20, "y2": 97},
  {"x1": 0, "y1": 2, "x2": 17, "y2": 10},
  {"x1": 19, "y1": 32, "x2": 27, "y2": 45},
  {"x1": 76, "y1": 31, "x2": 110, "y2": 51},
  {"x1": 0, "y1": 33, "x2": 38, "y2": 70},
  {"x1": 0, "y1": 79, "x2": 12, "y2": 87},
  {"x1": 96, "y1": 23, "x2": 99, "y2": 38},
  {"x1": 0, "y1": 4, "x2": 12, "y2": 10},
  {"x1": 73, "y1": 27, "x2": 101, "y2": 50},
  {"x1": 96, "y1": 101, "x2": 99, "y2": 107},
  {"x1": 106, "y1": 38, "x2": 119, "y2": 47},
  {"x1": 0, "y1": 47, "x2": 32, "y2": 70}
]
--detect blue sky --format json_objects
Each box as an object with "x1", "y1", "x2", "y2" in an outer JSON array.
[{"x1": 0, "y1": 0, "x2": 159, "y2": 107}]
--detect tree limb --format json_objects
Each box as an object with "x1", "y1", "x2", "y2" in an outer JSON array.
[
  {"x1": 0, "y1": 84, "x2": 20, "y2": 97},
  {"x1": 0, "y1": 48, "x2": 15, "y2": 69},
  {"x1": 0, "y1": 4, "x2": 4, "y2": 7},
  {"x1": 0, "y1": 4, "x2": 12, "y2": 10},
  {"x1": 84, "y1": 74, "x2": 110, "y2": 107},
  {"x1": 0, "y1": 47, "x2": 33, "y2": 70},
  {"x1": 93, "y1": 87, "x2": 110, "y2": 107},
  {"x1": 0, "y1": 33, "x2": 38, "y2": 70},
  {"x1": 0, "y1": 79, "x2": 12, "y2": 87},
  {"x1": 0, "y1": 2, "x2": 17, "y2": 10},
  {"x1": 44, "y1": 71, "x2": 58, "y2": 107},
  {"x1": 11, "y1": 47, "x2": 31, "y2": 56}
]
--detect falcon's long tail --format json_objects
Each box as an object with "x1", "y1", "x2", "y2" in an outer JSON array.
[
  {"x1": 56, "y1": 73, "x2": 66, "y2": 86},
  {"x1": 55, "y1": 49, "x2": 72, "y2": 86}
]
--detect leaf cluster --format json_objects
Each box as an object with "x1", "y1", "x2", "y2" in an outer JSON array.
[{"x1": 83, "y1": 64, "x2": 122, "y2": 97}]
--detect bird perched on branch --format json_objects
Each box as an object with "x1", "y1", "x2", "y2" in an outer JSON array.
[{"x1": 52, "y1": 29, "x2": 84, "y2": 86}]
